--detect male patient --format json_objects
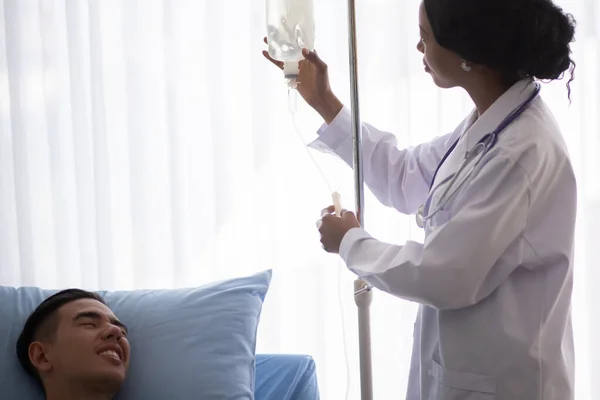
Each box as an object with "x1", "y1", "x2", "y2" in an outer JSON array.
[{"x1": 16, "y1": 289, "x2": 130, "y2": 400}]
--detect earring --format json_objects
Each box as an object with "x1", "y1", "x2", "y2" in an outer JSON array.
[{"x1": 461, "y1": 60, "x2": 472, "y2": 72}]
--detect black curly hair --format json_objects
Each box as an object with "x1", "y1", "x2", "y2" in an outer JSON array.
[{"x1": 423, "y1": 0, "x2": 576, "y2": 100}]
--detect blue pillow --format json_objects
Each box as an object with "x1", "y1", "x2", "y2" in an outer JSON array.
[{"x1": 0, "y1": 269, "x2": 272, "y2": 399}]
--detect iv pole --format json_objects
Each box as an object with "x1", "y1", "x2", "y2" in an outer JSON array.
[{"x1": 346, "y1": 0, "x2": 374, "y2": 398}]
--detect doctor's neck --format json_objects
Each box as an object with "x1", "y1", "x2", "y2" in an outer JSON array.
[{"x1": 463, "y1": 75, "x2": 516, "y2": 117}]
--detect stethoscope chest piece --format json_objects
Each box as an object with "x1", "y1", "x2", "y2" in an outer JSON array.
[{"x1": 416, "y1": 205, "x2": 425, "y2": 229}]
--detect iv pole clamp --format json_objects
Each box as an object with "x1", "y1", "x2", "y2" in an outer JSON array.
[{"x1": 346, "y1": 0, "x2": 374, "y2": 397}]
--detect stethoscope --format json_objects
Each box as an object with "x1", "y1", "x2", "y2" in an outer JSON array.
[{"x1": 415, "y1": 82, "x2": 541, "y2": 229}]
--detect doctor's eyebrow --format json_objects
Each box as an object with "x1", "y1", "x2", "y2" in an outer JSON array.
[{"x1": 419, "y1": 26, "x2": 428, "y2": 37}]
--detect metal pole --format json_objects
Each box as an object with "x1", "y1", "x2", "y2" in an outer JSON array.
[
  {"x1": 354, "y1": 279, "x2": 374, "y2": 400},
  {"x1": 346, "y1": 0, "x2": 374, "y2": 398},
  {"x1": 347, "y1": 0, "x2": 363, "y2": 227}
]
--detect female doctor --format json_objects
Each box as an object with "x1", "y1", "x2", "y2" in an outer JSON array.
[{"x1": 264, "y1": 0, "x2": 577, "y2": 398}]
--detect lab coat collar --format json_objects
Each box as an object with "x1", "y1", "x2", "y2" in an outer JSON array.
[{"x1": 463, "y1": 79, "x2": 538, "y2": 151}]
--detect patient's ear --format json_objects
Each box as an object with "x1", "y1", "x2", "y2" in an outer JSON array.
[{"x1": 29, "y1": 341, "x2": 53, "y2": 374}]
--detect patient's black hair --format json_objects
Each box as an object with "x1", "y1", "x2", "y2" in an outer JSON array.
[
  {"x1": 424, "y1": 0, "x2": 576, "y2": 100},
  {"x1": 16, "y1": 289, "x2": 106, "y2": 386}
]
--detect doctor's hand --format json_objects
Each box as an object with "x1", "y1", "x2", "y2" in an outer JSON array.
[
  {"x1": 262, "y1": 37, "x2": 343, "y2": 124},
  {"x1": 317, "y1": 206, "x2": 360, "y2": 254}
]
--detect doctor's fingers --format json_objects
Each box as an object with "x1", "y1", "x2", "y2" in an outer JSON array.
[
  {"x1": 263, "y1": 36, "x2": 326, "y2": 72},
  {"x1": 320, "y1": 206, "x2": 350, "y2": 219},
  {"x1": 262, "y1": 37, "x2": 284, "y2": 70},
  {"x1": 262, "y1": 50, "x2": 284, "y2": 70},
  {"x1": 301, "y1": 49, "x2": 328, "y2": 72},
  {"x1": 340, "y1": 209, "x2": 354, "y2": 219},
  {"x1": 321, "y1": 206, "x2": 336, "y2": 217},
  {"x1": 318, "y1": 210, "x2": 349, "y2": 229}
]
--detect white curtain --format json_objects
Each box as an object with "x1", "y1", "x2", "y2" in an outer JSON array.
[{"x1": 0, "y1": 0, "x2": 597, "y2": 398}]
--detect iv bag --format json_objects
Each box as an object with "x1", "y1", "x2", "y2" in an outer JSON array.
[{"x1": 266, "y1": 0, "x2": 315, "y2": 80}]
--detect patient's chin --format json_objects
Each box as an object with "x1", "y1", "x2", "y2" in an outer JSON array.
[{"x1": 88, "y1": 370, "x2": 127, "y2": 394}]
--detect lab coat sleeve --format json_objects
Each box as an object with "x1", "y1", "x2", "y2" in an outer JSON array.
[
  {"x1": 338, "y1": 152, "x2": 531, "y2": 310},
  {"x1": 307, "y1": 106, "x2": 452, "y2": 215}
]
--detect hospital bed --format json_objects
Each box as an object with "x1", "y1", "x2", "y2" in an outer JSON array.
[
  {"x1": 0, "y1": 270, "x2": 320, "y2": 399},
  {"x1": 255, "y1": 354, "x2": 319, "y2": 399}
]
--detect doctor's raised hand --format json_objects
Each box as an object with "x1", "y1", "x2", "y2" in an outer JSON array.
[{"x1": 262, "y1": 37, "x2": 342, "y2": 124}]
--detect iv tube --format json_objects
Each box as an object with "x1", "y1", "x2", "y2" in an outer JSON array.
[
  {"x1": 287, "y1": 88, "x2": 333, "y2": 193},
  {"x1": 287, "y1": 87, "x2": 351, "y2": 400}
]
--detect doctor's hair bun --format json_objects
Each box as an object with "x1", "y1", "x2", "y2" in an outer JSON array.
[
  {"x1": 523, "y1": 0, "x2": 576, "y2": 80},
  {"x1": 424, "y1": 0, "x2": 576, "y2": 97}
]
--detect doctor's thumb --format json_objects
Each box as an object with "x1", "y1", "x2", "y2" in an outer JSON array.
[
  {"x1": 341, "y1": 210, "x2": 356, "y2": 219},
  {"x1": 302, "y1": 48, "x2": 327, "y2": 71}
]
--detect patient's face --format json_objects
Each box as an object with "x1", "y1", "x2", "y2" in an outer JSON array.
[{"x1": 32, "y1": 299, "x2": 131, "y2": 392}]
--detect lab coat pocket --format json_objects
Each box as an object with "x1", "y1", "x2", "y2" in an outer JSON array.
[{"x1": 429, "y1": 359, "x2": 496, "y2": 400}]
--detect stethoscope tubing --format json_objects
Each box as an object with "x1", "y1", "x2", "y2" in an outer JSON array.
[{"x1": 416, "y1": 82, "x2": 541, "y2": 229}]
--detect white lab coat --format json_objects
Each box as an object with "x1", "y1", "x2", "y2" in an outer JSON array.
[{"x1": 309, "y1": 79, "x2": 576, "y2": 399}]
